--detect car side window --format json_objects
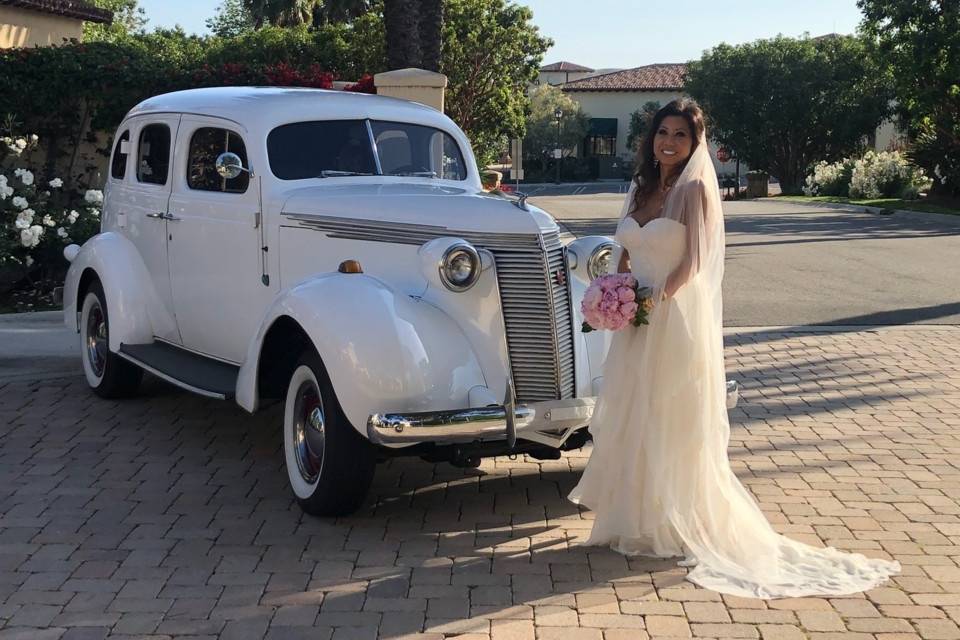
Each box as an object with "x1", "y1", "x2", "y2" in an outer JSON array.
[
  {"x1": 111, "y1": 130, "x2": 129, "y2": 180},
  {"x1": 137, "y1": 123, "x2": 171, "y2": 185},
  {"x1": 187, "y1": 127, "x2": 249, "y2": 193}
]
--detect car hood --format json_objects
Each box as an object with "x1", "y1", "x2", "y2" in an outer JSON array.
[{"x1": 279, "y1": 182, "x2": 559, "y2": 238}]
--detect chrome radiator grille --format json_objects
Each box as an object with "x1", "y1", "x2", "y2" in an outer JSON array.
[
  {"x1": 281, "y1": 213, "x2": 577, "y2": 402},
  {"x1": 483, "y1": 230, "x2": 576, "y2": 402}
]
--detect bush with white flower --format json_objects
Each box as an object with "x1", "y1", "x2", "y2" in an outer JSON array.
[
  {"x1": 803, "y1": 158, "x2": 856, "y2": 197},
  {"x1": 1, "y1": 132, "x2": 102, "y2": 279},
  {"x1": 804, "y1": 150, "x2": 932, "y2": 200},
  {"x1": 848, "y1": 150, "x2": 933, "y2": 200}
]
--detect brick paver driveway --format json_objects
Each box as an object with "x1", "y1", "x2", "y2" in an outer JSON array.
[{"x1": 3, "y1": 325, "x2": 960, "y2": 639}]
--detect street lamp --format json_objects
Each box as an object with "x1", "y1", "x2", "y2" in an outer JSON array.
[{"x1": 554, "y1": 107, "x2": 563, "y2": 184}]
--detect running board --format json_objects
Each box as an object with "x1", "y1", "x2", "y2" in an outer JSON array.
[{"x1": 118, "y1": 342, "x2": 239, "y2": 400}]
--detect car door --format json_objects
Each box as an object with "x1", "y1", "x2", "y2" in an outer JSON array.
[
  {"x1": 166, "y1": 116, "x2": 267, "y2": 363},
  {"x1": 123, "y1": 115, "x2": 182, "y2": 345}
]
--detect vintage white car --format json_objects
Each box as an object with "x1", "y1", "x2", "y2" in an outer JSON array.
[
  {"x1": 63, "y1": 87, "x2": 736, "y2": 516},
  {"x1": 61, "y1": 87, "x2": 620, "y2": 515}
]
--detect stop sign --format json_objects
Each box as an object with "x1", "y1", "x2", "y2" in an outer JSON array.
[{"x1": 716, "y1": 147, "x2": 731, "y2": 163}]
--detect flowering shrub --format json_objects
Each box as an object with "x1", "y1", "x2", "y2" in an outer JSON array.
[
  {"x1": 803, "y1": 158, "x2": 855, "y2": 197},
  {"x1": 849, "y1": 150, "x2": 932, "y2": 200},
  {"x1": 1, "y1": 134, "x2": 101, "y2": 273},
  {"x1": 804, "y1": 151, "x2": 931, "y2": 200}
]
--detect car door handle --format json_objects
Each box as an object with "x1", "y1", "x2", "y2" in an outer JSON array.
[
  {"x1": 146, "y1": 212, "x2": 165, "y2": 219},
  {"x1": 163, "y1": 213, "x2": 181, "y2": 222}
]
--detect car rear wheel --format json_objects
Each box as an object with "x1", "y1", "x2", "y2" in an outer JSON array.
[
  {"x1": 283, "y1": 350, "x2": 376, "y2": 516},
  {"x1": 80, "y1": 281, "x2": 143, "y2": 398}
]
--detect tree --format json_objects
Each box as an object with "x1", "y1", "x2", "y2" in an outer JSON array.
[
  {"x1": 858, "y1": 0, "x2": 960, "y2": 198},
  {"x1": 382, "y1": 0, "x2": 442, "y2": 72},
  {"x1": 82, "y1": 0, "x2": 147, "y2": 41},
  {"x1": 626, "y1": 101, "x2": 661, "y2": 153},
  {"x1": 313, "y1": 0, "x2": 372, "y2": 25},
  {"x1": 207, "y1": 0, "x2": 256, "y2": 37},
  {"x1": 441, "y1": 0, "x2": 551, "y2": 165},
  {"x1": 243, "y1": 0, "x2": 320, "y2": 29},
  {"x1": 522, "y1": 84, "x2": 589, "y2": 163},
  {"x1": 685, "y1": 35, "x2": 892, "y2": 194}
]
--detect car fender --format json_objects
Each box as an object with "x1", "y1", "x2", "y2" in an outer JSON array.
[
  {"x1": 62, "y1": 232, "x2": 178, "y2": 351},
  {"x1": 236, "y1": 272, "x2": 489, "y2": 436},
  {"x1": 565, "y1": 235, "x2": 618, "y2": 393}
]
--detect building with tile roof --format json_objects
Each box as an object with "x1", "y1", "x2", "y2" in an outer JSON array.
[{"x1": 1, "y1": 0, "x2": 112, "y2": 48}]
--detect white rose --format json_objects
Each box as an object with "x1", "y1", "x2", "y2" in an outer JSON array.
[
  {"x1": 24, "y1": 255, "x2": 34, "y2": 267},
  {"x1": 42, "y1": 214, "x2": 55, "y2": 227},
  {"x1": 48, "y1": 178, "x2": 63, "y2": 188},
  {"x1": 11, "y1": 196, "x2": 28, "y2": 209},
  {"x1": 14, "y1": 168, "x2": 34, "y2": 186},
  {"x1": 89, "y1": 208, "x2": 100, "y2": 219},
  {"x1": 57, "y1": 227, "x2": 68, "y2": 238},
  {"x1": 84, "y1": 189, "x2": 104, "y2": 205},
  {"x1": 67, "y1": 209, "x2": 79, "y2": 224},
  {"x1": 15, "y1": 212, "x2": 32, "y2": 229},
  {"x1": 20, "y1": 227, "x2": 41, "y2": 248},
  {"x1": 29, "y1": 134, "x2": 38, "y2": 143}
]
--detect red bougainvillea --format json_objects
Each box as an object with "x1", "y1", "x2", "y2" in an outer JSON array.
[{"x1": 344, "y1": 74, "x2": 376, "y2": 94}]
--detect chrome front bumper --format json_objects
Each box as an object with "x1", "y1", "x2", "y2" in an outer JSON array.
[
  {"x1": 367, "y1": 397, "x2": 596, "y2": 446},
  {"x1": 366, "y1": 380, "x2": 741, "y2": 447}
]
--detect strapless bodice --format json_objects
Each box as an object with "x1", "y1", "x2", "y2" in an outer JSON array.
[{"x1": 615, "y1": 216, "x2": 686, "y2": 286}]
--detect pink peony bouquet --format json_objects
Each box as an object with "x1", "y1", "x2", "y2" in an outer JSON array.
[{"x1": 580, "y1": 273, "x2": 655, "y2": 332}]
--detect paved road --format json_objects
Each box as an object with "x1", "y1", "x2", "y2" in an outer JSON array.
[
  {"x1": 3, "y1": 326, "x2": 960, "y2": 639},
  {"x1": 532, "y1": 195, "x2": 960, "y2": 326}
]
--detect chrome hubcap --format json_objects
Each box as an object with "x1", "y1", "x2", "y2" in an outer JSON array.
[
  {"x1": 292, "y1": 380, "x2": 325, "y2": 484},
  {"x1": 85, "y1": 302, "x2": 107, "y2": 378}
]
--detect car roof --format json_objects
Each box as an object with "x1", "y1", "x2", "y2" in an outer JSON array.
[{"x1": 124, "y1": 86, "x2": 455, "y2": 133}]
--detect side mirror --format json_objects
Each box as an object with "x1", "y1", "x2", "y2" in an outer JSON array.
[{"x1": 215, "y1": 152, "x2": 249, "y2": 180}]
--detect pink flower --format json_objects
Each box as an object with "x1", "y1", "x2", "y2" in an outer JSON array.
[
  {"x1": 620, "y1": 301, "x2": 638, "y2": 317},
  {"x1": 617, "y1": 287, "x2": 636, "y2": 303}
]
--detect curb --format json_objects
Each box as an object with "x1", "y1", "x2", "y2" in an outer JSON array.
[
  {"x1": 764, "y1": 198, "x2": 960, "y2": 227},
  {"x1": 0, "y1": 309, "x2": 62, "y2": 323}
]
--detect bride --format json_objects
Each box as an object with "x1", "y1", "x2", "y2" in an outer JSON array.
[{"x1": 568, "y1": 99, "x2": 900, "y2": 598}]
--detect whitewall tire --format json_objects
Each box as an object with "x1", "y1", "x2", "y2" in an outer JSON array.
[
  {"x1": 283, "y1": 350, "x2": 376, "y2": 516},
  {"x1": 79, "y1": 281, "x2": 142, "y2": 398}
]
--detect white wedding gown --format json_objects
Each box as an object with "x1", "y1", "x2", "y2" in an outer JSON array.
[{"x1": 568, "y1": 213, "x2": 901, "y2": 599}]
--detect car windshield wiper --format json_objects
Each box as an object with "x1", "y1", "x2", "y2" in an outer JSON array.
[
  {"x1": 317, "y1": 170, "x2": 376, "y2": 178},
  {"x1": 388, "y1": 171, "x2": 438, "y2": 178}
]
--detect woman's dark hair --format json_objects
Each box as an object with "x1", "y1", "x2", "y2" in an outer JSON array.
[{"x1": 630, "y1": 99, "x2": 705, "y2": 214}]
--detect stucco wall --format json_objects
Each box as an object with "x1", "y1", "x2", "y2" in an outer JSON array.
[{"x1": 0, "y1": 6, "x2": 83, "y2": 48}]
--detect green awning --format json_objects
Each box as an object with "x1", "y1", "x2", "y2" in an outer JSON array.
[{"x1": 588, "y1": 118, "x2": 618, "y2": 136}]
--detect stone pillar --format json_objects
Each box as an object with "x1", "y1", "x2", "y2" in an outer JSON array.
[{"x1": 373, "y1": 68, "x2": 448, "y2": 112}]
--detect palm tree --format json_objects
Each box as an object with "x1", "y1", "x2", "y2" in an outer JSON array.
[
  {"x1": 244, "y1": 0, "x2": 318, "y2": 28},
  {"x1": 418, "y1": 0, "x2": 443, "y2": 72},
  {"x1": 384, "y1": 0, "x2": 421, "y2": 69},
  {"x1": 383, "y1": 0, "x2": 443, "y2": 71},
  {"x1": 313, "y1": 0, "x2": 370, "y2": 24}
]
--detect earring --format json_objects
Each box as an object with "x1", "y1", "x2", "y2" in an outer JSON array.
[{"x1": 654, "y1": 158, "x2": 660, "y2": 168}]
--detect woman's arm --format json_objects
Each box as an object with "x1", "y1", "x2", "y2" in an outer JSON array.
[{"x1": 617, "y1": 247, "x2": 630, "y2": 274}]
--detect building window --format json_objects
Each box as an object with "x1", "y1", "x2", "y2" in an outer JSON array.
[
  {"x1": 585, "y1": 135, "x2": 617, "y2": 156},
  {"x1": 584, "y1": 118, "x2": 618, "y2": 157}
]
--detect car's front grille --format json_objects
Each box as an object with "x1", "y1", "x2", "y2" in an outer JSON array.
[
  {"x1": 481, "y1": 230, "x2": 576, "y2": 403},
  {"x1": 281, "y1": 212, "x2": 577, "y2": 402}
]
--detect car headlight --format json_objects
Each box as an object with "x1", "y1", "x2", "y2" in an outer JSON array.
[
  {"x1": 440, "y1": 243, "x2": 481, "y2": 291},
  {"x1": 587, "y1": 243, "x2": 616, "y2": 280}
]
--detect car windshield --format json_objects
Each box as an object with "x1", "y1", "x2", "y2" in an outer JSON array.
[{"x1": 267, "y1": 119, "x2": 468, "y2": 181}]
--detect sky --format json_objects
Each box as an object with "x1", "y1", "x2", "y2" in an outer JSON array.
[{"x1": 138, "y1": 0, "x2": 866, "y2": 69}]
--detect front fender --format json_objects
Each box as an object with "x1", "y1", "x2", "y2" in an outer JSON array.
[
  {"x1": 237, "y1": 273, "x2": 488, "y2": 436},
  {"x1": 63, "y1": 232, "x2": 177, "y2": 351}
]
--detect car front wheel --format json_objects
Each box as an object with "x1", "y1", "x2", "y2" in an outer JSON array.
[
  {"x1": 80, "y1": 281, "x2": 143, "y2": 398},
  {"x1": 283, "y1": 350, "x2": 376, "y2": 516}
]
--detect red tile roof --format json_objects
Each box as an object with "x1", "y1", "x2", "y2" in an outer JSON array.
[
  {"x1": 561, "y1": 63, "x2": 687, "y2": 92},
  {"x1": 540, "y1": 61, "x2": 594, "y2": 72},
  {"x1": 0, "y1": 0, "x2": 113, "y2": 24}
]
